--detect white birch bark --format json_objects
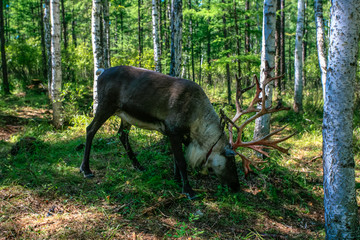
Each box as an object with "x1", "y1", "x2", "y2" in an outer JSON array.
[
  {"x1": 44, "y1": 0, "x2": 51, "y2": 97},
  {"x1": 50, "y1": 0, "x2": 62, "y2": 128},
  {"x1": 323, "y1": 1, "x2": 360, "y2": 238},
  {"x1": 293, "y1": 0, "x2": 304, "y2": 113},
  {"x1": 152, "y1": 0, "x2": 161, "y2": 72},
  {"x1": 253, "y1": 0, "x2": 276, "y2": 141},
  {"x1": 92, "y1": 0, "x2": 103, "y2": 114},
  {"x1": 314, "y1": 0, "x2": 327, "y2": 100},
  {"x1": 169, "y1": 0, "x2": 182, "y2": 77}
]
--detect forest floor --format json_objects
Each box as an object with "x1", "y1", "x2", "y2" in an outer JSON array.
[{"x1": 0, "y1": 89, "x2": 359, "y2": 239}]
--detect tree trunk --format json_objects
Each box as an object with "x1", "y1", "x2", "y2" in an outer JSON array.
[
  {"x1": 50, "y1": 0, "x2": 63, "y2": 128},
  {"x1": 91, "y1": 0, "x2": 103, "y2": 114},
  {"x1": 71, "y1": 6, "x2": 77, "y2": 47},
  {"x1": 188, "y1": 0, "x2": 195, "y2": 82},
  {"x1": 233, "y1": 0, "x2": 241, "y2": 79},
  {"x1": 323, "y1": 1, "x2": 360, "y2": 238},
  {"x1": 206, "y1": 0, "x2": 212, "y2": 85},
  {"x1": 102, "y1": 0, "x2": 110, "y2": 69},
  {"x1": 169, "y1": 0, "x2": 182, "y2": 77},
  {"x1": 314, "y1": 0, "x2": 326, "y2": 100},
  {"x1": 44, "y1": 0, "x2": 51, "y2": 96},
  {"x1": 0, "y1": 0, "x2": 10, "y2": 94},
  {"x1": 293, "y1": 0, "x2": 305, "y2": 113},
  {"x1": 244, "y1": 0, "x2": 250, "y2": 54},
  {"x1": 40, "y1": 0, "x2": 47, "y2": 82},
  {"x1": 152, "y1": 0, "x2": 161, "y2": 72},
  {"x1": 222, "y1": 0, "x2": 231, "y2": 105},
  {"x1": 274, "y1": 0, "x2": 281, "y2": 102},
  {"x1": 60, "y1": 0, "x2": 67, "y2": 50},
  {"x1": 138, "y1": 0, "x2": 142, "y2": 67},
  {"x1": 253, "y1": 0, "x2": 276, "y2": 143},
  {"x1": 280, "y1": 0, "x2": 285, "y2": 90}
]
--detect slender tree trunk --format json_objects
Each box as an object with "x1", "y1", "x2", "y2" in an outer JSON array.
[
  {"x1": 287, "y1": 35, "x2": 291, "y2": 89},
  {"x1": 302, "y1": 0, "x2": 307, "y2": 87},
  {"x1": 323, "y1": 1, "x2": 360, "y2": 238},
  {"x1": 189, "y1": 0, "x2": 195, "y2": 82},
  {"x1": 244, "y1": 0, "x2": 250, "y2": 54},
  {"x1": 314, "y1": 0, "x2": 326, "y2": 100},
  {"x1": 280, "y1": 0, "x2": 285, "y2": 90},
  {"x1": 50, "y1": 0, "x2": 63, "y2": 128},
  {"x1": 293, "y1": 0, "x2": 304, "y2": 113},
  {"x1": 44, "y1": 0, "x2": 51, "y2": 96},
  {"x1": 0, "y1": 0, "x2": 9, "y2": 94},
  {"x1": 274, "y1": 0, "x2": 281, "y2": 102},
  {"x1": 253, "y1": 0, "x2": 276, "y2": 143},
  {"x1": 40, "y1": 0, "x2": 47, "y2": 82},
  {"x1": 138, "y1": 0, "x2": 142, "y2": 67},
  {"x1": 206, "y1": 0, "x2": 212, "y2": 85},
  {"x1": 91, "y1": 0, "x2": 103, "y2": 114},
  {"x1": 71, "y1": 6, "x2": 77, "y2": 47},
  {"x1": 103, "y1": 0, "x2": 110, "y2": 68},
  {"x1": 222, "y1": 0, "x2": 231, "y2": 105},
  {"x1": 233, "y1": 0, "x2": 241, "y2": 79},
  {"x1": 60, "y1": 0, "x2": 67, "y2": 50},
  {"x1": 152, "y1": 0, "x2": 161, "y2": 72},
  {"x1": 169, "y1": 0, "x2": 182, "y2": 77}
]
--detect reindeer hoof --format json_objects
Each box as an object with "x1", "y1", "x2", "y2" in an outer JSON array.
[
  {"x1": 80, "y1": 167, "x2": 95, "y2": 178},
  {"x1": 183, "y1": 189, "x2": 198, "y2": 200}
]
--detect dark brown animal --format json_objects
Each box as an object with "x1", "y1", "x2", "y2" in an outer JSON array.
[{"x1": 80, "y1": 66, "x2": 240, "y2": 199}]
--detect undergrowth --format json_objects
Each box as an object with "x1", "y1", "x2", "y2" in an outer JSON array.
[{"x1": 1, "y1": 87, "x2": 359, "y2": 239}]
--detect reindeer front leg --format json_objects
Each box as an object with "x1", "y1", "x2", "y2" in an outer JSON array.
[{"x1": 169, "y1": 135, "x2": 197, "y2": 200}]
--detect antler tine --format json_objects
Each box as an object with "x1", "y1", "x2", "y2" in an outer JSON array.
[{"x1": 226, "y1": 61, "x2": 295, "y2": 176}]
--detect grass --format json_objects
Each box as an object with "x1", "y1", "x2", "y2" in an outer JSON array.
[{"x1": 1, "y1": 87, "x2": 358, "y2": 239}]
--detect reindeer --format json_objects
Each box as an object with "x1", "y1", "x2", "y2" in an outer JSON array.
[
  {"x1": 80, "y1": 66, "x2": 240, "y2": 199},
  {"x1": 80, "y1": 64, "x2": 293, "y2": 199}
]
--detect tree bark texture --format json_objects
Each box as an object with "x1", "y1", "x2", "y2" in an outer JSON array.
[
  {"x1": 206, "y1": 0, "x2": 212, "y2": 85},
  {"x1": 253, "y1": 0, "x2": 276, "y2": 142},
  {"x1": 274, "y1": 0, "x2": 281, "y2": 101},
  {"x1": 91, "y1": 0, "x2": 103, "y2": 114},
  {"x1": 103, "y1": 0, "x2": 110, "y2": 69},
  {"x1": 293, "y1": 0, "x2": 304, "y2": 113},
  {"x1": 222, "y1": 0, "x2": 231, "y2": 105},
  {"x1": 314, "y1": 0, "x2": 327, "y2": 100},
  {"x1": 60, "y1": 0, "x2": 67, "y2": 50},
  {"x1": 138, "y1": 0, "x2": 142, "y2": 67},
  {"x1": 280, "y1": 0, "x2": 285, "y2": 90},
  {"x1": 152, "y1": 0, "x2": 161, "y2": 72},
  {"x1": 50, "y1": 0, "x2": 63, "y2": 128},
  {"x1": 44, "y1": 0, "x2": 51, "y2": 96},
  {"x1": 169, "y1": 0, "x2": 182, "y2": 77},
  {"x1": 0, "y1": 0, "x2": 9, "y2": 94},
  {"x1": 323, "y1": 1, "x2": 360, "y2": 238}
]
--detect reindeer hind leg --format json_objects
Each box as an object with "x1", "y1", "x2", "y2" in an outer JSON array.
[{"x1": 118, "y1": 119, "x2": 145, "y2": 171}]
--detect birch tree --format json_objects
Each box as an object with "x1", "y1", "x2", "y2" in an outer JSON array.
[
  {"x1": 91, "y1": 0, "x2": 103, "y2": 114},
  {"x1": 44, "y1": 0, "x2": 51, "y2": 97},
  {"x1": 314, "y1": 0, "x2": 327, "y2": 100},
  {"x1": 293, "y1": 0, "x2": 305, "y2": 113},
  {"x1": 152, "y1": 0, "x2": 161, "y2": 72},
  {"x1": 323, "y1": 1, "x2": 360, "y2": 238},
  {"x1": 253, "y1": 0, "x2": 276, "y2": 142},
  {"x1": 169, "y1": 0, "x2": 182, "y2": 77},
  {"x1": 50, "y1": 0, "x2": 63, "y2": 128},
  {"x1": 0, "y1": 0, "x2": 9, "y2": 94}
]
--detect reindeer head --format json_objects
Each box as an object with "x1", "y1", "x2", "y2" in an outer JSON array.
[{"x1": 204, "y1": 136, "x2": 240, "y2": 192}]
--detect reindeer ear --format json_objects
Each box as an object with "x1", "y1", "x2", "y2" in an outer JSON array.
[{"x1": 224, "y1": 145, "x2": 236, "y2": 157}]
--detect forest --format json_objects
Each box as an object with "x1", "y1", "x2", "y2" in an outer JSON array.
[{"x1": 0, "y1": 0, "x2": 359, "y2": 239}]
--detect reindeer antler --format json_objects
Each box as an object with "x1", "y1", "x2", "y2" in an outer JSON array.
[{"x1": 225, "y1": 61, "x2": 295, "y2": 177}]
